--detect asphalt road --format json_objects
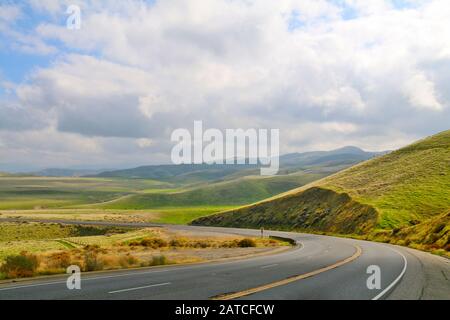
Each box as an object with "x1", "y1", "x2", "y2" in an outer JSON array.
[{"x1": 0, "y1": 219, "x2": 448, "y2": 300}]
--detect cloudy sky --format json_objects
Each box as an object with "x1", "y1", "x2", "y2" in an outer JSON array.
[{"x1": 0, "y1": 0, "x2": 449, "y2": 171}]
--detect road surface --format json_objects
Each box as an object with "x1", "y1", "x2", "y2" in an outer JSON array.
[{"x1": 0, "y1": 219, "x2": 448, "y2": 300}]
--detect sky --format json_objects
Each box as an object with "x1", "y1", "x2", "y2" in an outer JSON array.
[{"x1": 0, "y1": 0, "x2": 449, "y2": 172}]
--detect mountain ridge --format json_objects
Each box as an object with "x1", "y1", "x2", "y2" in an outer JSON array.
[{"x1": 90, "y1": 146, "x2": 383, "y2": 183}]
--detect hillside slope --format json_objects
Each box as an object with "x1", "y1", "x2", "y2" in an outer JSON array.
[
  {"x1": 94, "y1": 164, "x2": 258, "y2": 184},
  {"x1": 306, "y1": 130, "x2": 450, "y2": 228},
  {"x1": 98, "y1": 172, "x2": 326, "y2": 209},
  {"x1": 93, "y1": 147, "x2": 381, "y2": 209},
  {"x1": 193, "y1": 130, "x2": 450, "y2": 254}
]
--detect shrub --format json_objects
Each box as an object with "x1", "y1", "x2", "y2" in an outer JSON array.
[
  {"x1": 433, "y1": 224, "x2": 446, "y2": 234},
  {"x1": 119, "y1": 255, "x2": 139, "y2": 267},
  {"x1": 425, "y1": 233, "x2": 440, "y2": 245},
  {"x1": 139, "y1": 238, "x2": 168, "y2": 248},
  {"x1": 83, "y1": 244, "x2": 102, "y2": 253},
  {"x1": 192, "y1": 241, "x2": 211, "y2": 248},
  {"x1": 128, "y1": 241, "x2": 140, "y2": 247},
  {"x1": 128, "y1": 238, "x2": 168, "y2": 248},
  {"x1": 151, "y1": 255, "x2": 167, "y2": 266},
  {"x1": 142, "y1": 238, "x2": 167, "y2": 249},
  {"x1": 83, "y1": 251, "x2": 103, "y2": 271},
  {"x1": 46, "y1": 251, "x2": 72, "y2": 269},
  {"x1": 0, "y1": 252, "x2": 39, "y2": 278},
  {"x1": 237, "y1": 238, "x2": 257, "y2": 248},
  {"x1": 220, "y1": 240, "x2": 240, "y2": 248},
  {"x1": 100, "y1": 255, "x2": 120, "y2": 269},
  {"x1": 169, "y1": 238, "x2": 188, "y2": 247}
]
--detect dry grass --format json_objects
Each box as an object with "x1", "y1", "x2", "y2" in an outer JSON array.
[
  {"x1": 0, "y1": 209, "x2": 162, "y2": 223},
  {"x1": 0, "y1": 223, "x2": 288, "y2": 279}
]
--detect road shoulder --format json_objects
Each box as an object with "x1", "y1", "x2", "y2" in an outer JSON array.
[{"x1": 388, "y1": 246, "x2": 449, "y2": 300}]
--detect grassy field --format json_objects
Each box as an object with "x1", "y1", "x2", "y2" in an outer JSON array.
[
  {"x1": 0, "y1": 222, "x2": 132, "y2": 261},
  {"x1": 0, "y1": 206, "x2": 234, "y2": 225},
  {"x1": 148, "y1": 206, "x2": 236, "y2": 224},
  {"x1": 0, "y1": 170, "x2": 327, "y2": 224},
  {"x1": 0, "y1": 222, "x2": 130, "y2": 241},
  {"x1": 0, "y1": 148, "x2": 366, "y2": 227},
  {"x1": 194, "y1": 130, "x2": 450, "y2": 256},
  {"x1": 0, "y1": 177, "x2": 173, "y2": 210}
]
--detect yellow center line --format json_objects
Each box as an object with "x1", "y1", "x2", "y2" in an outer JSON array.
[{"x1": 212, "y1": 245, "x2": 362, "y2": 300}]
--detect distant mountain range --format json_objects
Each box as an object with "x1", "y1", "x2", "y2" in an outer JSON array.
[
  {"x1": 31, "y1": 168, "x2": 108, "y2": 177},
  {"x1": 90, "y1": 146, "x2": 385, "y2": 183},
  {"x1": 1, "y1": 147, "x2": 386, "y2": 187}
]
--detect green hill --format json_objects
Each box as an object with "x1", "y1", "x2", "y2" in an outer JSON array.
[
  {"x1": 98, "y1": 172, "x2": 326, "y2": 209},
  {"x1": 93, "y1": 147, "x2": 381, "y2": 184},
  {"x1": 94, "y1": 164, "x2": 258, "y2": 184},
  {"x1": 93, "y1": 147, "x2": 382, "y2": 210},
  {"x1": 193, "y1": 130, "x2": 450, "y2": 255},
  {"x1": 0, "y1": 148, "x2": 379, "y2": 213}
]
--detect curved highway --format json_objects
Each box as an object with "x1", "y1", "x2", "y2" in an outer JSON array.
[{"x1": 0, "y1": 220, "x2": 448, "y2": 300}]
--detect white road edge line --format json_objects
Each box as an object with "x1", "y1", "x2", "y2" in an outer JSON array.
[
  {"x1": 108, "y1": 282, "x2": 171, "y2": 294},
  {"x1": 0, "y1": 270, "x2": 172, "y2": 291},
  {"x1": 372, "y1": 246, "x2": 408, "y2": 301},
  {"x1": 261, "y1": 264, "x2": 278, "y2": 269},
  {"x1": 0, "y1": 280, "x2": 67, "y2": 291}
]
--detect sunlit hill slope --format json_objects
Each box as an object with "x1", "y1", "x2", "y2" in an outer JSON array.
[{"x1": 193, "y1": 130, "x2": 450, "y2": 255}]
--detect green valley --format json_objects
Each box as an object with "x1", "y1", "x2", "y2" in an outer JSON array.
[{"x1": 0, "y1": 147, "x2": 376, "y2": 223}]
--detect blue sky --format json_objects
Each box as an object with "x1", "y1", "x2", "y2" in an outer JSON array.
[
  {"x1": 0, "y1": 0, "x2": 421, "y2": 84},
  {"x1": 0, "y1": 0, "x2": 424, "y2": 84},
  {"x1": 0, "y1": 2, "x2": 62, "y2": 83}
]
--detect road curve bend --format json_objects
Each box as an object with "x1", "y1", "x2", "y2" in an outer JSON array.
[{"x1": 0, "y1": 221, "x2": 448, "y2": 300}]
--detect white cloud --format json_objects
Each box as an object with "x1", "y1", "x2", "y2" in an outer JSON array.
[
  {"x1": 403, "y1": 73, "x2": 443, "y2": 111},
  {"x1": 136, "y1": 138, "x2": 154, "y2": 148},
  {"x1": 0, "y1": 0, "x2": 450, "y2": 170},
  {"x1": 0, "y1": 4, "x2": 21, "y2": 24},
  {"x1": 321, "y1": 121, "x2": 359, "y2": 134},
  {"x1": 311, "y1": 86, "x2": 366, "y2": 114}
]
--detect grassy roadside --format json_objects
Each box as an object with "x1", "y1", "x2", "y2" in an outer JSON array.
[
  {"x1": 256, "y1": 219, "x2": 450, "y2": 259},
  {"x1": 0, "y1": 222, "x2": 290, "y2": 280}
]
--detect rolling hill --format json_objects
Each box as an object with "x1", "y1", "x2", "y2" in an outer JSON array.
[
  {"x1": 193, "y1": 130, "x2": 450, "y2": 255},
  {"x1": 96, "y1": 147, "x2": 383, "y2": 209},
  {"x1": 0, "y1": 147, "x2": 381, "y2": 213},
  {"x1": 97, "y1": 171, "x2": 326, "y2": 209},
  {"x1": 32, "y1": 168, "x2": 107, "y2": 177},
  {"x1": 0, "y1": 172, "x2": 12, "y2": 177},
  {"x1": 93, "y1": 164, "x2": 258, "y2": 183},
  {"x1": 92, "y1": 147, "x2": 381, "y2": 183}
]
